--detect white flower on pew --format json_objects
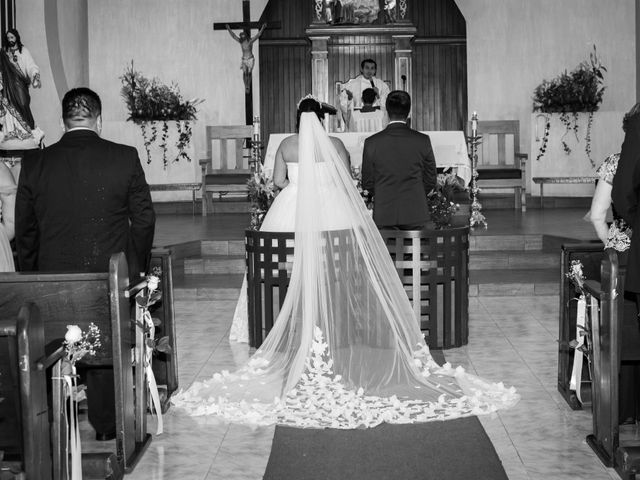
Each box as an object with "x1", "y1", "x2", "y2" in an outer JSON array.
[
  {"x1": 65, "y1": 325, "x2": 83, "y2": 344},
  {"x1": 147, "y1": 274, "x2": 160, "y2": 293},
  {"x1": 64, "y1": 323, "x2": 102, "y2": 365}
]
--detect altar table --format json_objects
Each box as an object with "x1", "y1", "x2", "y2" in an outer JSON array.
[{"x1": 263, "y1": 131, "x2": 471, "y2": 185}]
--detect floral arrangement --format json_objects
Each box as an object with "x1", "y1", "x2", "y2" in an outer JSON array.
[
  {"x1": 533, "y1": 46, "x2": 606, "y2": 167},
  {"x1": 565, "y1": 259, "x2": 593, "y2": 394},
  {"x1": 120, "y1": 61, "x2": 203, "y2": 168},
  {"x1": 247, "y1": 169, "x2": 277, "y2": 230},
  {"x1": 63, "y1": 323, "x2": 102, "y2": 366},
  {"x1": 351, "y1": 166, "x2": 373, "y2": 211},
  {"x1": 427, "y1": 172, "x2": 466, "y2": 229},
  {"x1": 136, "y1": 267, "x2": 172, "y2": 356}
]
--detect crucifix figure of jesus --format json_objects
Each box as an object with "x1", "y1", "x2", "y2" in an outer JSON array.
[
  {"x1": 226, "y1": 23, "x2": 266, "y2": 94},
  {"x1": 213, "y1": 0, "x2": 280, "y2": 125}
]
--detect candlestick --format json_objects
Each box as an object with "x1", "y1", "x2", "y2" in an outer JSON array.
[
  {"x1": 252, "y1": 116, "x2": 260, "y2": 138},
  {"x1": 471, "y1": 111, "x2": 478, "y2": 136}
]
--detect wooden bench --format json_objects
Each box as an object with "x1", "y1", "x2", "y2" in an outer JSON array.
[
  {"x1": 0, "y1": 253, "x2": 150, "y2": 474},
  {"x1": 0, "y1": 303, "x2": 51, "y2": 479},
  {"x1": 582, "y1": 250, "x2": 640, "y2": 478},
  {"x1": 532, "y1": 176, "x2": 597, "y2": 208},
  {"x1": 149, "y1": 183, "x2": 201, "y2": 216},
  {"x1": 149, "y1": 249, "x2": 179, "y2": 411}
]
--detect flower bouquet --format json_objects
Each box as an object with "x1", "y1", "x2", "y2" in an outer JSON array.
[
  {"x1": 427, "y1": 172, "x2": 466, "y2": 229},
  {"x1": 247, "y1": 169, "x2": 276, "y2": 230}
]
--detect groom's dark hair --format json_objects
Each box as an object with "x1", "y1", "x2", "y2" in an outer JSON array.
[
  {"x1": 62, "y1": 88, "x2": 102, "y2": 124},
  {"x1": 386, "y1": 90, "x2": 411, "y2": 121}
]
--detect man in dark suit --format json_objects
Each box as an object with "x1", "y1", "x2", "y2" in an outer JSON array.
[
  {"x1": 16, "y1": 87, "x2": 156, "y2": 440},
  {"x1": 613, "y1": 107, "x2": 640, "y2": 294},
  {"x1": 361, "y1": 90, "x2": 437, "y2": 229},
  {"x1": 611, "y1": 104, "x2": 640, "y2": 423}
]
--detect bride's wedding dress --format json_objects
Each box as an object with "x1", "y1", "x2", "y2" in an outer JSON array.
[
  {"x1": 228, "y1": 160, "x2": 350, "y2": 343},
  {"x1": 172, "y1": 113, "x2": 519, "y2": 428}
]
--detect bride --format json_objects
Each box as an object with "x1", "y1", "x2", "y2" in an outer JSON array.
[
  {"x1": 0, "y1": 161, "x2": 16, "y2": 272},
  {"x1": 229, "y1": 96, "x2": 350, "y2": 342},
  {"x1": 172, "y1": 96, "x2": 519, "y2": 428}
]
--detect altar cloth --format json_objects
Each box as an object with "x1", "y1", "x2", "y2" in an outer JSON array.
[{"x1": 263, "y1": 131, "x2": 471, "y2": 185}]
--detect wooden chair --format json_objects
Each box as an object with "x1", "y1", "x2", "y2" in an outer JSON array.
[
  {"x1": 199, "y1": 125, "x2": 253, "y2": 216},
  {"x1": 470, "y1": 120, "x2": 527, "y2": 211}
]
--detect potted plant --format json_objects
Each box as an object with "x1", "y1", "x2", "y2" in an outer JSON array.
[
  {"x1": 120, "y1": 61, "x2": 203, "y2": 169},
  {"x1": 533, "y1": 46, "x2": 606, "y2": 167}
]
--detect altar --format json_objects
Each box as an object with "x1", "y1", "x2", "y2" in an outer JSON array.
[{"x1": 263, "y1": 131, "x2": 471, "y2": 184}]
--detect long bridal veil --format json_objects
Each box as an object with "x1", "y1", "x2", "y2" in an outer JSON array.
[{"x1": 172, "y1": 112, "x2": 519, "y2": 427}]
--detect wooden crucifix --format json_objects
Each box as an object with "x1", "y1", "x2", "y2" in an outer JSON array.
[{"x1": 213, "y1": 0, "x2": 280, "y2": 125}]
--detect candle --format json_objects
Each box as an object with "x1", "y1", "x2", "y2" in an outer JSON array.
[
  {"x1": 253, "y1": 116, "x2": 260, "y2": 138},
  {"x1": 471, "y1": 111, "x2": 478, "y2": 134}
]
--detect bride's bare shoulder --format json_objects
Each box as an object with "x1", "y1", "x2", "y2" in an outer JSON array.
[{"x1": 277, "y1": 134, "x2": 299, "y2": 162}]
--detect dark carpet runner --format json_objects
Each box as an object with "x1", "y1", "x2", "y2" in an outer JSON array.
[{"x1": 263, "y1": 351, "x2": 508, "y2": 480}]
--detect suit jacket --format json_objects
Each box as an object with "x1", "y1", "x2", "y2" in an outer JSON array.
[
  {"x1": 16, "y1": 129, "x2": 156, "y2": 277},
  {"x1": 612, "y1": 115, "x2": 640, "y2": 292},
  {"x1": 361, "y1": 122, "x2": 437, "y2": 228}
]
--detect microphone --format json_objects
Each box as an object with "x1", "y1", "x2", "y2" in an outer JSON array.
[{"x1": 401, "y1": 75, "x2": 407, "y2": 90}]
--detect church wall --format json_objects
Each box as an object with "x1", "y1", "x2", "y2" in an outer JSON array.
[
  {"x1": 455, "y1": 0, "x2": 635, "y2": 160},
  {"x1": 16, "y1": 0, "x2": 63, "y2": 144},
  {"x1": 18, "y1": 0, "x2": 269, "y2": 161}
]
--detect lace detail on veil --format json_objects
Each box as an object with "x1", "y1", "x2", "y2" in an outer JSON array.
[{"x1": 172, "y1": 112, "x2": 519, "y2": 427}]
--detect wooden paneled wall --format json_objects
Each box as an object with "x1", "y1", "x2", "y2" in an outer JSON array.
[
  {"x1": 259, "y1": 41, "x2": 311, "y2": 139},
  {"x1": 259, "y1": 0, "x2": 467, "y2": 137},
  {"x1": 412, "y1": 40, "x2": 467, "y2": 131}
]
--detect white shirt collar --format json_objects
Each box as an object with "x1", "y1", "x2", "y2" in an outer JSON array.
[
  {"x1": 388, "y1": 120, "x2": 407, "y2": 125},
  {"x1": 66, "y1": 126, "x2": 97, "y2": 133}
]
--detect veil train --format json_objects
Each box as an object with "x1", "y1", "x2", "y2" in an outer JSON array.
[{"x1": 171, "y1": 112, "x2": 519, "y2": 428}]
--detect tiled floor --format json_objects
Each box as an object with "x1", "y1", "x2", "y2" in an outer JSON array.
[{"x1": 121, "y1": 210, "x2": 633, "y2": 479}]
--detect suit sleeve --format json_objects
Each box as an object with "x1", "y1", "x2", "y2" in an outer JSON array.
[
  {"x1": 362, "y1": 139, "x2": 375, "y2": 194},
  {"x1": 15, "y1": 151, "x2": 39, "y2": 270},
  {"x1": 127, "y1": 149, "x2": 156, "y2": 275},
  {"x1": 612, "y1": 117, "x2": 640, "y2": 225},
  {"x1": 423, "y1": 136, "x2": 437, "y2": 197}
]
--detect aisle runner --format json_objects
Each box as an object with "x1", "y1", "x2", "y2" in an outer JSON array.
[{"x1": 263, "y1": 351, "x2": 509, "y2": 480}]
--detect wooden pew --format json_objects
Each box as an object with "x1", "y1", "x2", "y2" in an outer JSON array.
[
  {"x1": 558, "y1": 242, "x2": 607, "y2": 409},
  {"x1": 149, "y1": 249, "x2": 179, "y2": 412},
  {"x1": 583, "y1": 249, "x2": 640, "y2": 479},
  {"x1": 0, "y1": 303, "x2": 51, "y2": 479},
  {"x1": 0, "y1": 253, "x2": 150, "y2": 474}
]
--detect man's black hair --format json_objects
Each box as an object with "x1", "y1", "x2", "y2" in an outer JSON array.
[
  {"x1": 385, "y1": 90, "x2": 411, "y2": 120},
  {"x1": 62, "y1": 88, "x2": 102, "y2": 123},
  {"x1": 360, "y1": 58, "x2": 377, "y2": 70},
  {"x1": 362, "y1": 88, "x2": 378, "y2": 105}
]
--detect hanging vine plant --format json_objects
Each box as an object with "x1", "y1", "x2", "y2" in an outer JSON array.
[
  {"x1": 120, "y1": 61, "x2": 203, "y2": 169},
  {"x1": 532, "y1": 46, "x2": 606, "y2": 168}
]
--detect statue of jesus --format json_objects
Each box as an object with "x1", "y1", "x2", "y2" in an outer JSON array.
[{"x1": 226, "y1": 23, "x2": 266, "y2": 94}]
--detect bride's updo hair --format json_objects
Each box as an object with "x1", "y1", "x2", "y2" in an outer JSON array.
[{"x1": 296, "y1": 96, "x2": 324, "y2": 131}]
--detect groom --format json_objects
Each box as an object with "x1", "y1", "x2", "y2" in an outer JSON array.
[{"x1": 361, "y1": 90, "x2": 437, "y2": 229}]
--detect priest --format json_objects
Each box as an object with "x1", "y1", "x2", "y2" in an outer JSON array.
[{"x1": 339, "y1": 58, "x2": 390, "y2": 130}]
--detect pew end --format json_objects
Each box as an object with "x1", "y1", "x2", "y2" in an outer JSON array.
[
  {"x1": 0, "y1": 303, "x2": 51, "y2": 480},
  {"x1": 0, "y1": 252, "x2": 153, "y2": 476}
]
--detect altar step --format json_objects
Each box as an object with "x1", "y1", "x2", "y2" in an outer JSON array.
[{"x1": 172, "y1": 273, "x2": 244, "y2": 300}]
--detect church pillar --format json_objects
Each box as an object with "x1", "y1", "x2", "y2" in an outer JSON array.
[
  {"x1": 309, "y1": 36, "x2": 329, "y2": 103},
  {"x1": 392, "y1": 34, "x2": 414, "y2": 97}
]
